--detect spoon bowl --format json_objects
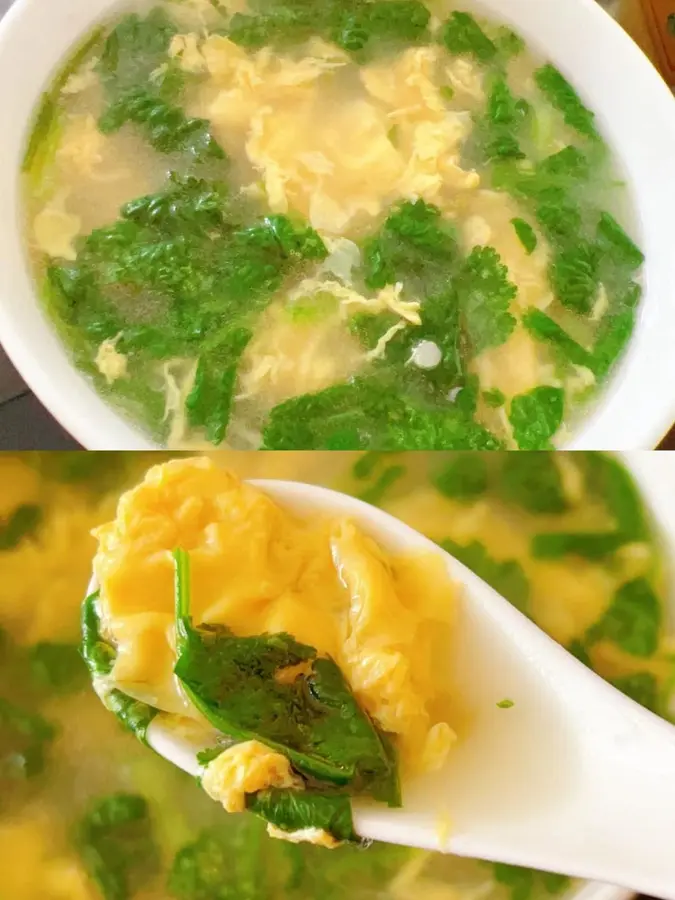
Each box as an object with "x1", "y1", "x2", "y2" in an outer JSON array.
[{"x1": 86, "y1": 478, "x2": 675, "y2": 898}]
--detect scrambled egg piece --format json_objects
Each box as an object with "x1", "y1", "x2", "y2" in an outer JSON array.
[
  {"x1": 33, "y1": 190, "x2": 81, "y2": 260},
  {"x1": 57, "y1": 114, "x2": 106, "y2": 179},
  {"x1": 202, "y1": 740, "x2": 301, "y2": 812},
  {"x1": 177, "y1": 35, "x2": 478, "y2": 233},
  {"x1": 95, "y1": 336, "x2": 128, "y2": 385},
  {"x1": 93, "y1": 458, "x2": 456, "y2": 780}
]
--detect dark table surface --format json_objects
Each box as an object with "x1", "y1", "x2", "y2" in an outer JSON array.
[{"x1": 0, "y1": 0, "x2": 672, "y2": 451}]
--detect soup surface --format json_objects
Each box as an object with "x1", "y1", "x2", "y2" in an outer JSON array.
[
  {"x1": 24, "y1": 0, "x2": 644, "y2": 450},
  {"x1": 1, "y1": 451, "x2": 672, "y2": 900}
]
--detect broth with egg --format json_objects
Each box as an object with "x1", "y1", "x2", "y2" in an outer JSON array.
[
  {"x1": 1, "y1": 451, "x2": 672, "y2": 899},
  {"x1": 23, "y1": 0, "x2": 644, "y2": 450}
]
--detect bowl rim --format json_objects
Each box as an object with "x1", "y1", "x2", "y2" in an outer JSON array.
[{"x1": 0, "y1": 0, "x2": 674, "y2": 450}]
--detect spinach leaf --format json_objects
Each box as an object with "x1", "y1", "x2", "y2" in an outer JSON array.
[
  {"x1": 531, "y1": 531, "x2": 626, "y2": 561},
  {"x1": 597, "y1": 212, "x2": 644, "y2": 271},
  {"x1": 459, "y1": 246, "x2": 517, "y2": 353},
  {"x1": 0, "y1": 697, "x2": 56, "y2": 782},
  {"x1": 592, "y1": 283, "x2": 641, "y2": 379},
  {"x1": 352, "y1": 451, "x2": 385, "y2": 480},
  {"x1": 99, "y1": 90, "x2": 226, "y2": 163},
  {"x1": 440, "y1": 539, "x2": 530, "y2": 615},
  {"x1": 168, "y1": 820, "x2": 267, "y2": 900},
  {"x1": 98, "y1": 10, "x2": 180, "y2": 101},
  {"x1": 441, "y1": 11, "x2": 497, "y2": 62},
  {"x1": 29, "y1": 642, "x2": 87, "y2": 694},
  {"x1": 533, "y1": 64, "x2": 601, "y2": 141},
  {"x1": 522, "y1": 308, "x2": 595, "y2": 371},
  {"x1": 80, "y1": 592, "x2": 157, "y2": 743},
  {"x1": 492, "y1": 863, "x2": 571, "y2": 900},
  {"x1": 0, "y1": 504, "x2": 42, "y2": 551},
  {"x1": 185, "y1": 328, "x2": 253, "y2": 445},
  {"x1": 474, "y1": 75, "x2": 529, "y2": 163},
  {"x1": 76, "y1": 793, "x2": 158, "y2": 900},
  {"x1": 434, "y1": 454, "x2": 489, "y2": 500},
  {"x1": 358, "y1": 465, "x2": 406, "y2": 506},
  {"x1": 610, "y1": 672, "x2": 658, "y2": 713},
  {"x1": 173, "y1": 550, "x2": 400, "y2": 803},
  {"x1": 511, "y1": 218, "x2": 537, "y2": 255},
  {"x1": 508, "y1": 387, "x2": 565, "y2": 450},
  {"x1": 499, "y1": 453, "x2": 567, "y2": 514},
  {"x1": 581, "y1": 452, "x2": 648, "y2": 541},
  {"x1": 482, "y1": 388, "x2": 505, "y2": 408},
  {"x1": 587, "y1": 577, "x2": 661, "y2": 657},
  {"x1": 247, "y1": 789, "x2": 358, "y2": 842}
]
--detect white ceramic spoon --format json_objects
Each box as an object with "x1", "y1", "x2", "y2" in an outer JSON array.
[{"x1": 87, "y1": 478, "x2": 675, "y2": 899}]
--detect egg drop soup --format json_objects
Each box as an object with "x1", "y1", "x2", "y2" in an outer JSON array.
[{"x1": 24, "y1": 0, "x2": 644, "y2": 450}]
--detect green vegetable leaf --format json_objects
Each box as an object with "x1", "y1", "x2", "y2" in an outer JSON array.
[
  {"x1": 549, "y1": 241, "x2": 599, "y2": 315},
  {"x1": 29, "y1": 642, "x2": 87, "y2": 694},
  {"x1": 534, "y1": 64, "x2": 600, "y2": 141},
  {"x1": 434, "y1": 454, "x2": 488, "y2": 500},
  {"x1": 185, "y1": 328, "x2": 252, "y2": 445},
  {"x1": 511, "y1": 218, "x2": 537, "y2": 255},
  {"x1": 567, "y1": 639, "x2": 592, "y2": 668},
  {"x1": 441, "y1": 11, "x2": 497, "y2": 62},
  {"x1": 76, "y1": 793, "x2": 158, "y2": 900},
  {"x1": 459, "y1": 246, "x2": 517, "y2": 353},
  {"x1": 482, "y1": 388, "x2": 505, "y2": 408},
  {"x1": 587, "y1": 577, "x2": 661, "y2": 657},
  {"x1": 592, "y1": 283, "x2": 641, "y2": 379},
  {"x1": 581, "y1": 452, "x2": 648, "y2": 541},
  {"x1": 521, "y1": 308, "x2": 595, "y2": 371},
  {"x1": 508, "y1": 387, "x2": 564, "y2": 450},
  {"x1": 173, "y1": 549, "x2": 400, "y2": 803},
  {"x1": 0, "y1": 697, "x2": 56, "y2": 782},
  {"x1": 168, "y1": 820, "x2": 267, "y2": 900},
  {"x1": 98, "y1": 10, "x2": 180, "y2": 100},
  {"x1": 99, "y1": 89, "x2": 226, "y2": 163},
  {"x1": 0, "y1": 504, "x2": 42, "y2": 551},
  {"x1": 492, "y1": 863, "x2": 535, "y2": 900},
  {"x1": 500, "y1": 453, "x2": 568, "y2": 514},
  {"x1": 596, "y1": 212, "x2": 644, "y2": 271},
  {"x1": 81, "y1": 591, "x2": 157, "y2": 743},
  {"x1": 358, "y1": 465, "x2": 406, "y2": 506},
  {"x1": 610, "y1": 672, "x2": 658, "y2": 713},
  {"x1": 475, "y1": 76, "x2": 529, "y2": 163},
  {"x1": 247, "y1": 789, "x2": 358, "y2": 842},
  {"x1": 352, "y1": 451, "x2": 385, "y2": 480},
  {"x1": 441, "y1": 539, "x2": 530, "y2": 615},
  {"x1": 531, "y1": 531, "x2": 626, "y2": 561},
  {"x1": 495, "y1": 27, "x2": 525, "y2": 59},
  {"x1": 496, "y1": 699, "x2": 514, "y2": 709}
]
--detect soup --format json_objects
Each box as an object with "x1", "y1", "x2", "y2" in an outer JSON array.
[
  {"x1": 23, "y1": 0, "x2": 644, "y2": 450},
  {"x1": 0, "y1": 451, "x2": 671, "y2": 900}
]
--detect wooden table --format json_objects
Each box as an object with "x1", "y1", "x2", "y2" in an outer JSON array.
[{"x1": 0, "y1": 0, "x2": 672, "y2": 449}]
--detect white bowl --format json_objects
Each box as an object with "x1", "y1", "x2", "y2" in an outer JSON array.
[{"x1": 0, "y1": 0, "x2": 674, "y2": 450}]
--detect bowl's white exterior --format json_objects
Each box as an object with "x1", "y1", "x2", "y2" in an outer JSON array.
[{"x1": 0, "y1": 0, "x2": 674, "y2": 450}]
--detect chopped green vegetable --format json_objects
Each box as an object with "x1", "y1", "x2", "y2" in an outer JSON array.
[
  {"x1": 534, "y1": 64, "x2": 600, "y2": 141},
  {"x1": 185, "y1": 328, "x2": 253, "y2": 445},
  {"x1": 522, "y1": 309, "x2": 595, "y2": 371},
  {"x1": 531, "y1": 531, "x2": 626, "y2": 561},
  {"x1": 29, "y1": 642, "x2": 87, "y2": 694},
  {"x1": 475, "y1": 76, "x2": 529, "y2": 163},
  {"x1": 81, "y1": 592, "x2": 157, "y2": 743},
  {"x1": 434, "y1": 454, "x2": 488, "y2": 500},
  {"x1": 247, "y1": 789, "x2": 358, "y2": 843},
  {"x1": 99, "y1": 89, "x2": 226, "y2": 163},
  {"x1": 508, "y1": 387, "x2": 565, "y2": 450},
  {"x1": 541, "y1": 873, "x2": 572, "y2": 895},
  {"x1": 581, "y1": 452, "x2": 648, "y2": 541},
  {"x1": 511, "y1": 218, "x2": 538, "y2": 255},
  {"x1": 173, "y1": 549, "x2": 400, "y2": 803},
  {"x1": 549, "y1": 241, "x2": 599, "y2": 315},
  {"x1": 352, "y1": 451, "x2": 384, "y2": 480},
  {"x1": 592, "y1": 283, "x2": 642, "y2": 379},
  {"x1": 358, "y1": 465, "x2": 406, "y2": 506},
  {"x1": 76, "y1": 793, "x2": 158, "y2": 900},
  {"x1": 168, "y1": 820, "x2": 267, "y2": 900},
  {"x1": 500, "y1": 453, "x2": 567, "y2": 514},
  {"x1": 597, "y1": 212, "x2": 644, "y2": 271},
  {"x1": 587, "y1": 577, "x2": 661, "y2": 657},
  {"x1": 0, "y1": 505, "x2": 42, "y2": 551},
  {"x1": 98, "y1": 10, "x2": 180, "y2": 100},
  {"x1": 567, "y1": 639, "x2": 592, "y2": 668},
  {"x1": 482, "y1": 388, "x2": 506, "y2": 408},
  {"x1": 441, "y1": 539, "x2": 530, "y2": 615},
  {"x1": 459, "y1": 246, "x2": 517, "y2": 353},
  {"x1": 492, "y1": 863, "x2": 535, "y2": 900},
  {"x1": 610, "y1": 672, "x2": 658, "y2": 713},
  {"x1": 495, "y1": 26, "x2": 525, "y2": 59},
  {"x1": 0, "y1": 697, "x2": 56, "y2": 782},
  {"x1": 496, "y1": 699, "x2": 514, "y2": 709},
  {"x1": 441, "y1": 11, "x2": 497, "y2": 62}
]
